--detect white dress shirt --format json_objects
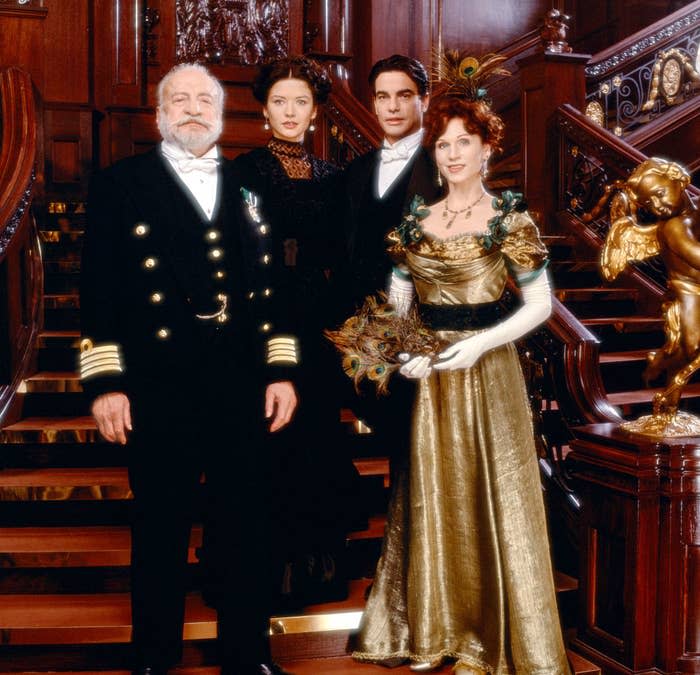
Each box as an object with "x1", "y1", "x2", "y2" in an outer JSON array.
[
  {"x1": 376, "y1": 128, "x2": 424, "y2": 198},
  {"x1": 160, "y1": 140, "x2": 220, "y2": 220}
]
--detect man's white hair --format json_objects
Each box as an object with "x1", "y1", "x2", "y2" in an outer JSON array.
[{"x1": 157, "y1": 62, "x2": 225, "y2": 111}]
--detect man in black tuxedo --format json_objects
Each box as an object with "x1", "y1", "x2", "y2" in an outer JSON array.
[
  {"x1": 80, "y1": 63, "x2": 297, "y2": 675},
  {"x1": 337, "y1": 54, "x2": 443, "y2": 463}
]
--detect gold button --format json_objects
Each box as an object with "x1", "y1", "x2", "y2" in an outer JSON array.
[
  {"x1": 263, "y1": 288, "x2": 272, "y2": 297},
  {"x1": 150, "y1": 292, "x2": 164, "y2": 304},
  {"x1": 260, "y1": 322, "x2": 271, "y2": 333},
  {"x1": 205, "y1": 229, "x2": 221, "y2": 242},
  {"x1": 134, "y1": 223, "x2": 150, "y2": 237},
  {"x1": 142, "y1": 257, "x2": 158, "y2": 270},
  {"x1": 216, "y1": 292, "x2": 228, "y2": 302},
  {"x1": 208, "y1": 247, "x2": 224, "y2": 261},
  {"x1": 156, "y1": 327, "x2": 170, "y2": 339},
  {"x1": 213, "y1": 270, "x2": 226, "y2": 280},
  {"x1": 216, "y1": 312, "x2": 230, "y2": 324},
  {"x1": 259, "y1": 225, "x2": 268, "y2": 235},
  {"x1": 262, "y1": 254, "x2": 271, "y2": 265}
]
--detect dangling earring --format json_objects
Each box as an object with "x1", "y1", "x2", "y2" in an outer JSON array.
[
  {"x1": 309, "y1": 120, "x2": 316, "y2": 132},
  {"x1": 263, "y1": 117, "x2": 270, "y2": 131},
  {"x1": 436, "y1": 168, "x2": 443, "y2": 187},
  {"x1": 480, "y1": 155, "x2": 490, "y2": 178}
]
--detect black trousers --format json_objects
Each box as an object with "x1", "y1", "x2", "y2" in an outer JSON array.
[{"x1": 127, "y1": 377, "x2": 278, "y2": 671}]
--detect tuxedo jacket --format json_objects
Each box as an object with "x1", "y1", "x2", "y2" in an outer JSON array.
[
  {"x1": 337, "y1": 146, "x2": 443, "y2": 316},
  {"x1": 79, "y1": 148, "x2": 300, "y2": 405}
]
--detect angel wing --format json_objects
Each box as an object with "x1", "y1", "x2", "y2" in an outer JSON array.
[{"x1": 600, "y1": 194, "x2": 660, "y2": 281}]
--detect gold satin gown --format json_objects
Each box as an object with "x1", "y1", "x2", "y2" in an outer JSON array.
[{"x1": 353, "y1": 201, "x2": 572, "y2": 675}]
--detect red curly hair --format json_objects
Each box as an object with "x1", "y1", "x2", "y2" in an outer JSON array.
[{"x1": 423, "y1": 97, "x2": 504, "y2": 155}]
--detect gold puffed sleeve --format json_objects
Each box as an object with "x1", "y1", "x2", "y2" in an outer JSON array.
[
  {"x1": 385, "y1": 228, "x2": 407, "y2": 264},
  {"x1": 499, "y1": 210, "x2": 548, "y2": 272}
]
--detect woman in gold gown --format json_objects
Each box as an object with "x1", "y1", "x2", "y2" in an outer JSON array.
[{"x1": 352, "y1": 96, "x2": 571, "y2": 674}]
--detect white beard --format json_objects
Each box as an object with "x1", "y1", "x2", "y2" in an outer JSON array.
[{"x1": 158, "y1": 114, "x2": 223, "y2": 155}]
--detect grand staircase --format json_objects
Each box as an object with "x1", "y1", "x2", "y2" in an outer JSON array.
[
  {"x1": 9, "y1": 4, "x2": 700, "y2": 669},
  {"x1": 0, "y1": 195, "x2": 603, "y2": 672}
]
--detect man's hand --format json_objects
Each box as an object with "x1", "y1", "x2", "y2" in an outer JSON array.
[
  {"x1": 265, "y1": 381, "x2": 298, "y2": 432},
  {"x1": 91, "y1": 392, "x2": 132, "y2": 444}
]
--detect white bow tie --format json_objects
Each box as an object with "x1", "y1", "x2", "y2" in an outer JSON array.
[
  {"x1": 177, "y1": 157, "x2": 219, "y2": 174},
  {"x1": 380, "y1": 144, "x2": 410, "y2": 164}
]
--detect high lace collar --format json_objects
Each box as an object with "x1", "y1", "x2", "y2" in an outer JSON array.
[{"x1": 267, "y1": 137, "x2": 312, "y2": 179}]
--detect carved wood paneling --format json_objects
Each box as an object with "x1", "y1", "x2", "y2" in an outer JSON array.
[
  {"x1": 569, "y1": 423, "x2": 700, "y2": 674},
  {"x1": 42, "y1": 0, "x2": 90, "y2": 104},
  {"x1": 94, "y1": 0, "x2": 144, "y2": 108},
  {"x1": 43, "y1": 106, "x2": 93, "y2": 195},
  {"x1": 0, "y1": 11, "x2": 45, "y2": 87},
  {"x1": 175, "y1": 0, "x2": 289, "y2": 65}
]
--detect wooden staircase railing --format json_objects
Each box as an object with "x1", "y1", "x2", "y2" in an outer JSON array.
[
  {"x1": 0, "y1": 66, "x2": 43, "y2": 427},
  {"x1": 583, "y1": 0, "x2": 700, "y2": 139}
]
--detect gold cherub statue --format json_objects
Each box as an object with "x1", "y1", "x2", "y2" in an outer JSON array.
[{"x1": 590, "y1": 156, "x2": 700, "y2": 437}]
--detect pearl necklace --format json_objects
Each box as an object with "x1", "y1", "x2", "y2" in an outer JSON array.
[{"x1": 442, "y1": 191, "x2": 487, "y2": 229}]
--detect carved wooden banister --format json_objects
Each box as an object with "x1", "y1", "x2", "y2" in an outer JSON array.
[
  {"x1": 319, "y1": 69, "x2": 382, "y2": 168},
  {"x1": 0, "y1": 66, "x2": 43, "y2": 425},
  {"x1": 540, "y1": 101, "x2": 700, "y2": 433}
]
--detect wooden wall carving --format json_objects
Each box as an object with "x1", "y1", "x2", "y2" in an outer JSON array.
[{"x1": 175, "y1": 0, "x2": 289, "y2": 64}]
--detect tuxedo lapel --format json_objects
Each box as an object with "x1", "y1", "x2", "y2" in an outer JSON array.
[{"x1": 406, "y1": 147, "x2": 442, "y2": 207}]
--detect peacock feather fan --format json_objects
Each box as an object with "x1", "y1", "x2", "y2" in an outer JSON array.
[
  {"x1": 431, "y1": 49, "x2": 510, "y2": 103},
  {"x1": 325, "y1": 293, "x2": 447, "y2": 396}
]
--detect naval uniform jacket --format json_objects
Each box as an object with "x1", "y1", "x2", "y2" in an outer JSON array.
[
  {"x1": 337, "y1": 145, "x2": 442, "y2": 317},
  {"x1": 79, "y1": 148, "x2": 299, "y2": 405}
]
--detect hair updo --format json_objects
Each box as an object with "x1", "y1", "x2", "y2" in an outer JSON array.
[
  {"x1": 252, "y1": 56, "x2": 332, "y2": 105},
  {"x1": 423, "y1": 97, "x2": 504, "y2": 155}
]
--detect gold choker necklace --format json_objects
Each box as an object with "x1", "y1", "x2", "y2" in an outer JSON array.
[{"x1": 442, "y1": 191, "x2": 486, "y2": 228}]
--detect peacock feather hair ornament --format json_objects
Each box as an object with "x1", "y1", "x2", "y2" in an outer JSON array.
[
  {"x1": 325, "y1": 293, "x2": 447, "y2": 396},
  {"x1": 431, "y1": 49, "x2": 510, "y2": 103}
]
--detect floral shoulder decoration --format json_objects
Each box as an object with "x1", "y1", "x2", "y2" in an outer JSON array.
[
  {"x1": 479, "y1": 190, "x2": 527, "y2": 250},
  {"x1": 324, "y1": 293, "x2": 447, "y2": 396},
  {"x1": 396, "y1": 194, "x2": 430, "y2": 247}
]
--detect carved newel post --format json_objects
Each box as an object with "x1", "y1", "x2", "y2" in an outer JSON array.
[
  {"x1": 567, "y1": 158, "x2": 700, "y2": 674},
  {"x1": 517, "y1": 11, "x2": 590, "y2": 233}
]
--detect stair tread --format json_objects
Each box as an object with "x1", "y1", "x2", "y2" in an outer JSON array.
[
  {"x1": 26, "y1": 371, "x2": 80, "y2": 381},
  {"x1": 580, "y1": 316, "x2": 662, "y2": 326},
  {"x1": 3, "y1": 416, "x2": 96, "y2": 431},
  {"x1": 599, "y1": 350, "x2": 650, "y2": 363},
  {"x1": 279, "y1": 653, "x2": 599, "y2": 674},
  {"x1": 39, "y1": 329, "x2": 81, "y2": 338},
  {"x1": 0, "y1": 466, "x2": 129, "y2": 487},
  {"x1": 0, "y1": 651, "x2": 601, "y2": 674},
  {"x1": 0, "y1": 592, "x2": 216, "y2": 641},
  {"x1": 607, "y1": 381, "x2": 700, "y2": 405},
  {"x1": 556, "y1": 286, "x2": 637, "y2": 294}
]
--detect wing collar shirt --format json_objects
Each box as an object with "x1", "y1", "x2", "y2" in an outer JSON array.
[
  {"x1": 376, "y1": 128, "x2": 424, "y2": 199},
  {"x1": 160, "y1": 140, "x2": 220, "y2": 220}
]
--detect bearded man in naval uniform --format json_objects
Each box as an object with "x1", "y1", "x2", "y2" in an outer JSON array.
[{"x1": 80, "y1": 62, "x2": 298, "y2": 675}]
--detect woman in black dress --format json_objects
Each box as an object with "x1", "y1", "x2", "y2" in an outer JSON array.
[{"x1": 233, "y1": 56, "x2": 362, "y2": 610}]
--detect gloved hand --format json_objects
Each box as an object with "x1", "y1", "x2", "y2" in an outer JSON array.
[
  {"x1": 398, "y1": 352, "x2": 433, "y2": 379},
  {"x1": 387, "y1": 267, "x2": 415, "y2": 318},
  {"x1": 433, "y1": 269, "x2": 552, "y2": 371}
]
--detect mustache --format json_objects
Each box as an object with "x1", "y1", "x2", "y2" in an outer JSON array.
[{"x1": 173, "y1": 115, "x2": 212, "y2": 130}]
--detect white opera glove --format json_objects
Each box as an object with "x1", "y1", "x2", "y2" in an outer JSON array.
[
  {"x1": 387, "y1": 266, "x2": 415, "y2": 318},
  {"x1": 398, "y1": 352, "x2": 433, "y2": 379},
  {"x1": 433, "y1": 268, "x2": 552, "y2": 372}
]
